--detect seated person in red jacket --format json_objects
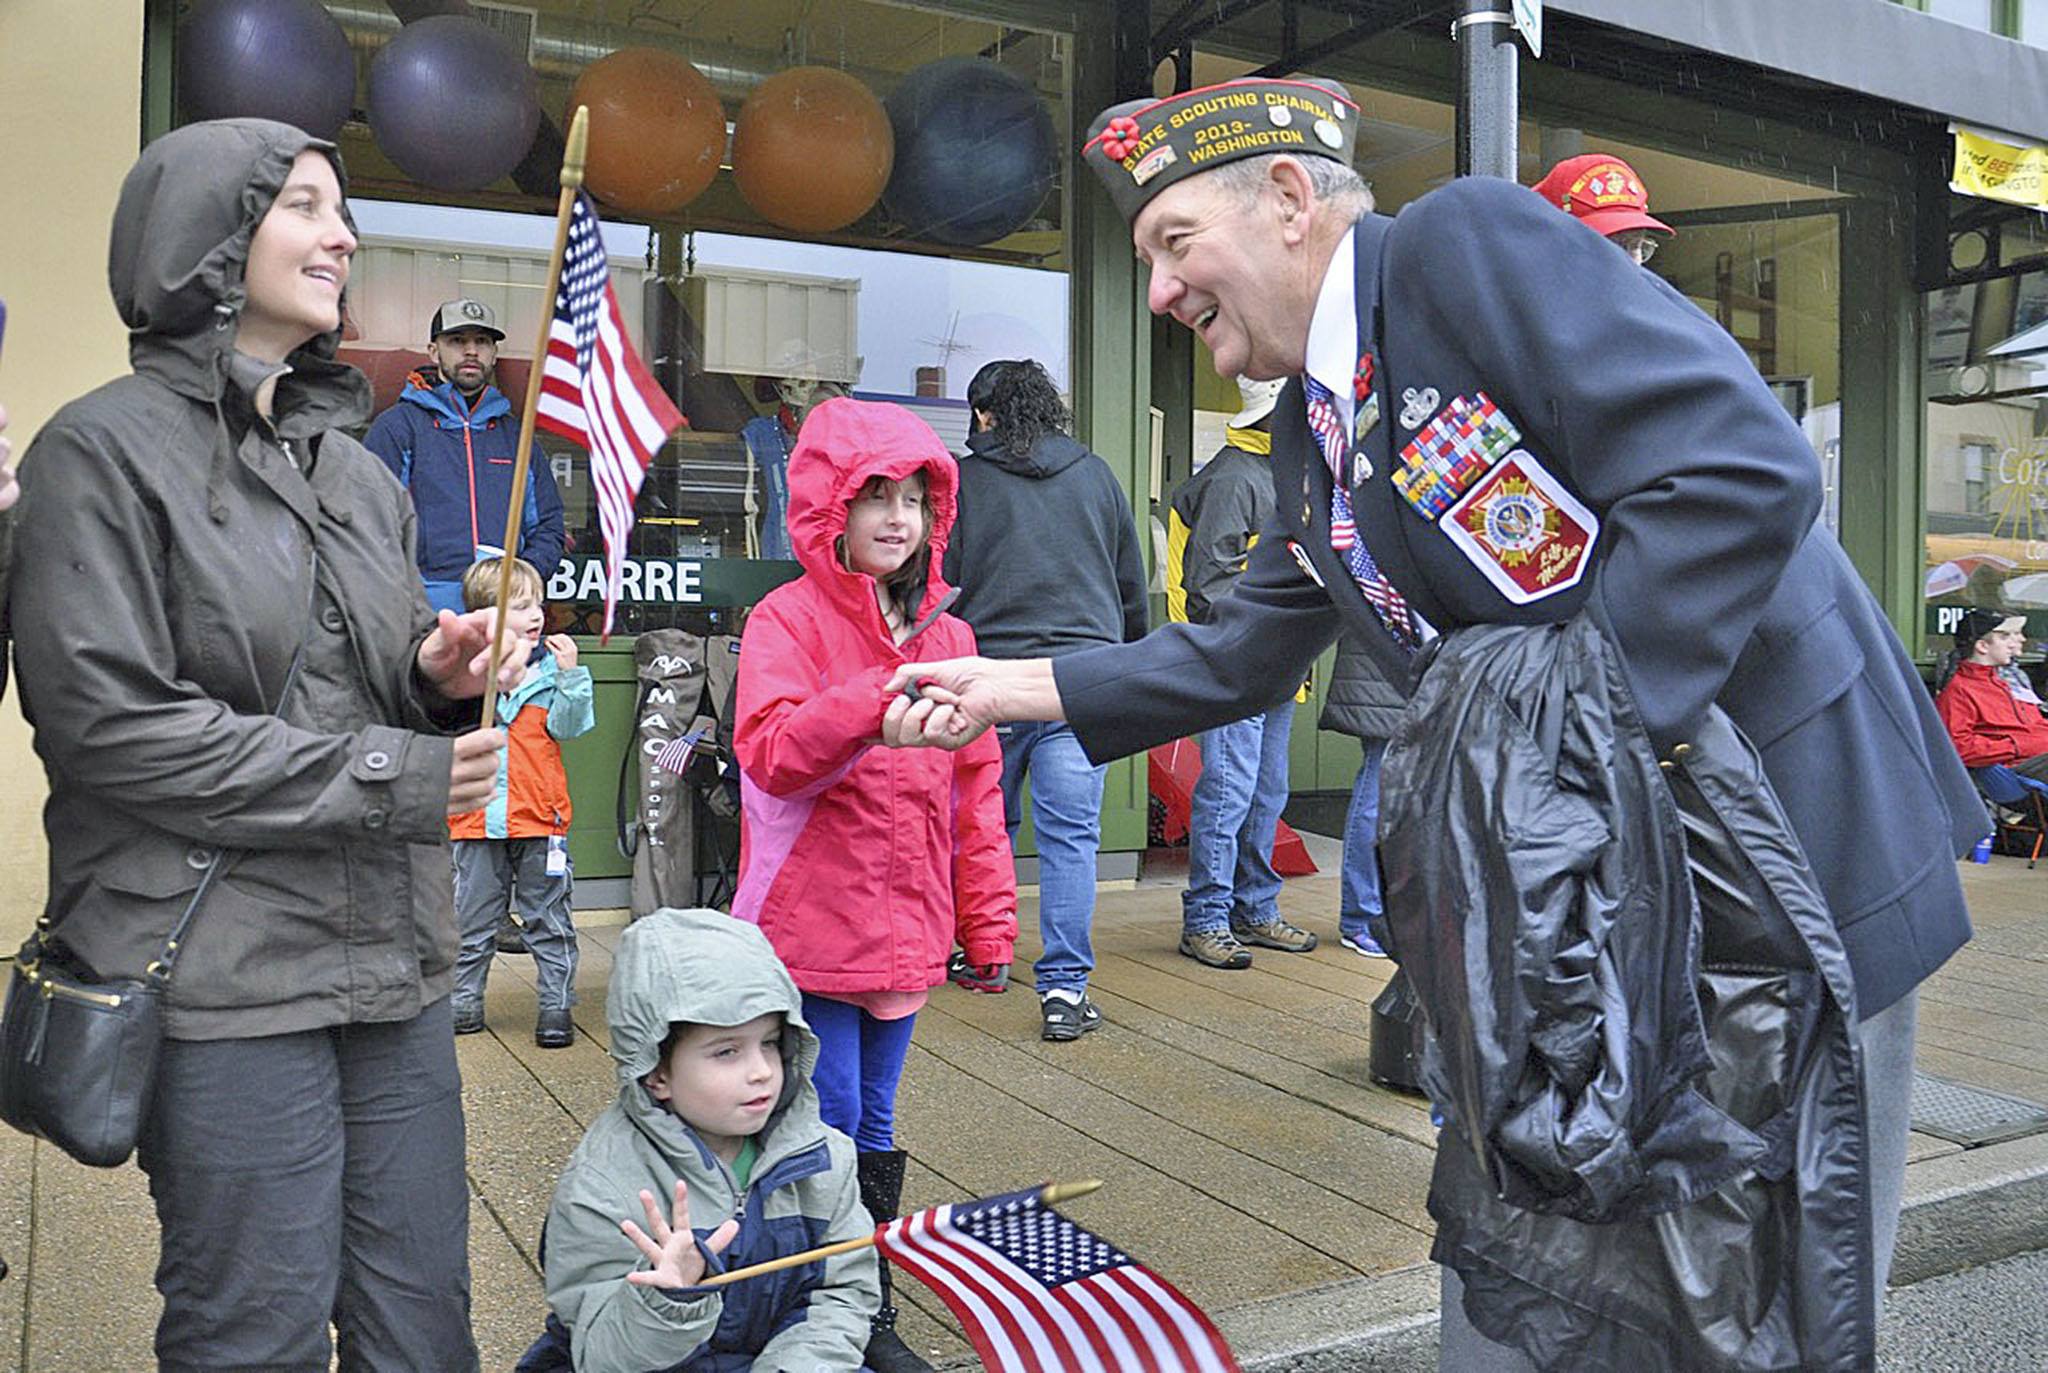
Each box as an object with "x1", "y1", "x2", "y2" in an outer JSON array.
[{"x1": 1936, "y1": 609, "x2": 2048, "y2": 777}]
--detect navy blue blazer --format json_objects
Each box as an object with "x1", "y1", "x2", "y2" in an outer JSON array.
[{"x1": 1056, "y1": 176, "x2": 1979, "y2": 1013}]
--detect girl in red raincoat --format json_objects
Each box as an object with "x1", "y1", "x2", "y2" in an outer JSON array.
[{"x1": 731, "y1": 396, "x2": 1016, "y2": 1373}]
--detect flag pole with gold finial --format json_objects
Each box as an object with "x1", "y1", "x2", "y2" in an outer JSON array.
[
  {"x1": 480, "y1": 104, "x2": 590, "y2": 729},
  {"x1": 695, "y1": 1179, "x2": 1105, "y2": 1289}
]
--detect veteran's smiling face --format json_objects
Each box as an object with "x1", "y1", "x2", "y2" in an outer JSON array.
[{"x1": 1133, "y1": 156, "x2": 1328, "y2": 383}]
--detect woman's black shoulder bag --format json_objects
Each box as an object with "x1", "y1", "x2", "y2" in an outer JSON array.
[{"x1": 0, "y1": 550, "x2": 321, "y2": 1167}]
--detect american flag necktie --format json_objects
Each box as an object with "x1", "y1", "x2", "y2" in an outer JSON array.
[{"x1": 1304, "y1": 376, "x2": 1415, "y2": 649}]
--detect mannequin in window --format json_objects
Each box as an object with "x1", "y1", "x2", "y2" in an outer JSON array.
[{"x1": 740, "y1": 377, "x2": 849, "y2": 561}]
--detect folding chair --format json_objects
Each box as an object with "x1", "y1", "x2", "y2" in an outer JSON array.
[{"x1": 1973, "y1": 765, "x2": 2048, "y2": 868}]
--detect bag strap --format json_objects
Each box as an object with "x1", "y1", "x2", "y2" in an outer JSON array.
[
  {"x1": 146, "y1": 548, "x2": 324, "y2": 986},
  {"x1": 615, "y1": 678, "x2": 654, "y2": 859}
]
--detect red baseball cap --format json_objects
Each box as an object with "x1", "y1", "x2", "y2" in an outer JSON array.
[{"x1": 1531, "y1": 154, "x2": 1672, "y2": 238}]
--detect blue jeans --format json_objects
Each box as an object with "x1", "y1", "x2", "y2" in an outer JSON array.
[
  {"x1": 1183, "y1": 700, "x2": 1295, "y2": 933},
  {"x1": 802, "y1": 995, "x2": 918, "y2": 1151},
  {"x1": 1339, "y1": 740, "x2": 1388, "y2": 944},
  {"x1": 1000, "y1": 721, "x2": 1107, "y2": 996}
]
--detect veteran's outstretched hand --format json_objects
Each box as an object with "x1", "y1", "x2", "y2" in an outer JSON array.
[{"x1": 881, "y1": 656, "x2": 1063, "y2": 750}]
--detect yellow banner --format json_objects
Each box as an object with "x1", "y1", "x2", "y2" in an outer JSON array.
[{"x1": 1951, "y1": 125, "x2": 2048, "y2": 210}]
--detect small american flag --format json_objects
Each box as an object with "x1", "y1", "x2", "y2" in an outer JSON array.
[
  {"x1": 876, "y1": 1188, "x2": 1240, "y2": 1373},
  {"x1": 653, "y1": 728, "x2": 705, "y2": 776},
  {"x1": 536, "y1": 190, "x2": 687, "y2": 638}
]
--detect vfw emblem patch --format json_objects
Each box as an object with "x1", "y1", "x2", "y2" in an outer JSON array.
[{"x1": 1440, "y1": 451, "x2": 1598, "y2": 602}]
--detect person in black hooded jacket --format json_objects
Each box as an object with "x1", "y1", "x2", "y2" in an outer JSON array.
[
  {"x1": 10, "y1": 118, "x2": 516, "y2": 1372},
  {"x1": 942, "y1": 360, "x2": 1146, "y2": 1042}
]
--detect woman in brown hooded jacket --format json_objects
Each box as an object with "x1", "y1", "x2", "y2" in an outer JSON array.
[{"x1": 8, "y1": 119, "x2": 513, "y2": 1371}]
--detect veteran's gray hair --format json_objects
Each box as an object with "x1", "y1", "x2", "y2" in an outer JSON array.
[{"x1": 1207, "y1": 153, "x2": 1374, "y2": 220}]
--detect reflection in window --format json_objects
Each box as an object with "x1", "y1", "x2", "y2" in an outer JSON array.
[
  {"x1": 1655, "y1": 208, "x2": 1842, "y2": 532},
  {"x1": 1924, "y1": 266, "x2": 2048, "y2": 642},
  {"x1": 312, "y1": 0, "x2": 1076, "y2": 642}
]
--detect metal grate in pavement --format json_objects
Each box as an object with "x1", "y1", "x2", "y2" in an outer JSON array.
[{"x1": 1910, "y1": 1071, "x2": 2048, "y2": 1148}]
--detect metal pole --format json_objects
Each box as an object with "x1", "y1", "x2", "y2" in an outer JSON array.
[{"x1": 1454, "y1": 0, "x2": 1519, "y2": 180}]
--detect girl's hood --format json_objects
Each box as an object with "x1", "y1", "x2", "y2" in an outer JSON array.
[{"x1": 784, "y1": 397, "x2": 961, "y2": 625}]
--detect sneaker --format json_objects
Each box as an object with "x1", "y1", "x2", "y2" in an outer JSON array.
[
  {"x1": 1340, "y1": 931, "x2": 1390, "y2": 959},
  {"x1": 1040, "y1": 991, "x2": 1103, "y2": 1042},
  {"x1": 1231, "y1": 916, "x2": 1319, "y2": 953},
  {"x1": 452, "y1": 1000, "x2": 485, "y2": 1035},
  {"x1": 946, "y1": 950, "x2": 1010, "y2": 994},
  {"x1": 495, "y1": 920, "x2": 528, "y2": 955},
  {"x1": 1179, "y1": 927, "x2": 1253, "y2": 969}
]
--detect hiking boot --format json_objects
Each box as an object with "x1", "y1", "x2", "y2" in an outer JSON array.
[
  {"x1": 1040, "y1": 991, "x2": 1103, "y2": 1042},
  {"x1": 535, "y1": 1008, "x2": 574, "y2": 1049},
  {"x1": 1232, "y1": 916, "x2": 1319, "y2": 953},
  {"x1": 1179, "y1": 927, "x2": 1252, "y2": 969},
  {"x1": 452, "y1": 1000, "x2": 485, "y2": 1035}
]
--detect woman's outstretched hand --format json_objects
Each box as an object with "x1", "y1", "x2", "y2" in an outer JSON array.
[{"x1": 417, "y1": 607, "x2": 526, "y2": 699}]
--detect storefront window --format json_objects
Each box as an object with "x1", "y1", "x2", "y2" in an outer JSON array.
[
  {"x1": 1653, "y1": 210, "x2": 1844, "y2": 531},
  {"x1": 1922, "y1": 264, "x2": 2048, "y2": 647},
  {"x1": 251, "y1": 0, "x2": 1075, "y2": 640}
]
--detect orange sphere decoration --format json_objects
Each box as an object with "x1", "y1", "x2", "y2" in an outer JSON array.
[
  {"x1": 732, "y1": 66, "x2": 893, "y2": 233},
  {"x1": 572, "y1": 47, "x2": 726, "y2": 215}
]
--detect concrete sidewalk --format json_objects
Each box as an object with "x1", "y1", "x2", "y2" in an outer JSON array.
[{"x1": 2, "y1": 848, "x2": 2044, "y2": 1370}]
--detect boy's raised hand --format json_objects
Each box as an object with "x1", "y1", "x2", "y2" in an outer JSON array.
[
  {"x1": 546, "y1": 633, "x2": 579, "y2": 670},
  {"x1": 622, "y1": 1178, "x2": 740, "y2": 1289}
]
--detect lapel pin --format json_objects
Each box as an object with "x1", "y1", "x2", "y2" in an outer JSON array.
[{"x1": 1398, "y1": 386, "x2": 1440, "y2": 431}]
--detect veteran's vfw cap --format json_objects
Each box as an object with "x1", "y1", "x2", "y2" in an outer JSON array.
[{"x1": 1082, "y1": 77, "x2": 1360, "y2": 223}]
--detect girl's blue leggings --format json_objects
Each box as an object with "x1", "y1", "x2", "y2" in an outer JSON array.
[{"x1": 800, "y1": 993, "x2": 918, "y2": 1151}]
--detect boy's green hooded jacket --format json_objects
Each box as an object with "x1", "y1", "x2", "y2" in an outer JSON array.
[{"x1": 541, "y1": 908, "x2": 878, "y2": 1372}]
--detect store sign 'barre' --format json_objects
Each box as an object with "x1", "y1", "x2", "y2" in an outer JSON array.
[{"x1": 547, "y1": 556, "x2": 705, "y2": 605}]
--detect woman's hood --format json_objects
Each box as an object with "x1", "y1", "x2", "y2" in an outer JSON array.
[
  {"x1": 784, "y1": 396, "x2": 961, "y2": 620},
  {"x1": 109, "y1": 117, "x2": 369, "y2": 427}
]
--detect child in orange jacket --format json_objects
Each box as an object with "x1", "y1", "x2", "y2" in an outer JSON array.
[{"x1": 449, "y1": 556, "x2": 595, "y2": 1047}]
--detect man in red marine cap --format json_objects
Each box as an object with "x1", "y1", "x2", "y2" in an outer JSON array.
[{"x1": 1532, "y1": 152, "x2": 1673, "y2": 266}]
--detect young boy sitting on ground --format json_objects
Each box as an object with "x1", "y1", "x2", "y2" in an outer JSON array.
[{"x1": 519, "y1": 907, "x2": 880, "y2": 1372}]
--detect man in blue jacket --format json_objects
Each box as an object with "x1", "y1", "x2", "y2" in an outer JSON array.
[{"x1": 365, "y1": 298, "x2": 567, "y2": 612}]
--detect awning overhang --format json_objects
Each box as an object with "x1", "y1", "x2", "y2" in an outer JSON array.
[{"x1": 1552, "y1": 0, "x2": 2048, "y2": 146}]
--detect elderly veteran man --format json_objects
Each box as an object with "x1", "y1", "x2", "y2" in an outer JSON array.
[{"x1": 877, "y1": 75, "x2": 1982, "y2": 1371}]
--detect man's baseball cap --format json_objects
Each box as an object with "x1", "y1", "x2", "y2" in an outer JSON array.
[
  {"x1": 429, "y1": 297, "x2": 505, "y2": 341},
  {"x1": 1082, "y1": 77, "x2": 1360, "y2": 224},
  {"x1": 1956, "y1": 608, "x2": 2027, "y2": 651},
  {"x1": 1532, "y1": 154, "x2": 1672, "y2": 238}
]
